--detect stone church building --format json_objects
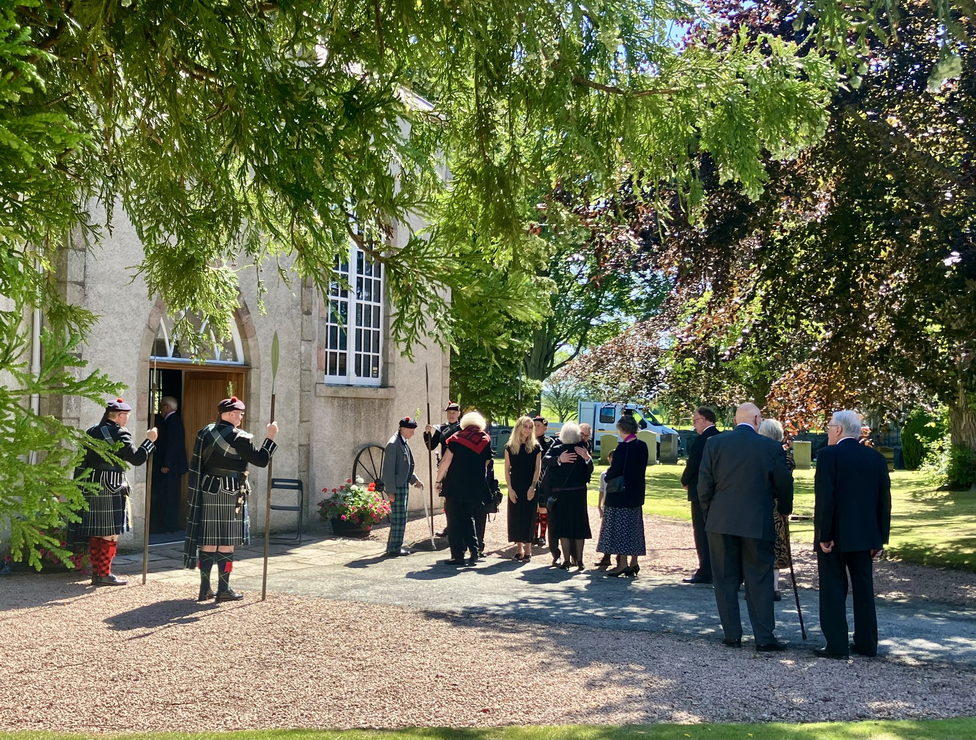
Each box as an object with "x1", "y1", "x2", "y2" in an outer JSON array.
[{"x1": 50, "y1": 202, "x2": 449, "y2": 549}]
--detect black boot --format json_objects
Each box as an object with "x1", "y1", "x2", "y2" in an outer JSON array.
[
  {"x1": 197, "y1": 551, "x2": 215, "y2": 601},
  {"x1": 215, "y1": 552, "x2": 244, "y2": 601}
]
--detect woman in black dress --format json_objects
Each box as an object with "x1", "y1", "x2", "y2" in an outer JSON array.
[
  {"x1": 542, "y1": 422, "x2": 594, "y2": 572},
  {"x1": 434, "y1": 411, "x2": 493, "y2": 566},
  {"x1": 598, "y1": 414, "x2": 649, "y2": 577},
  {"x1": 504, "y1": 415, "x2": 541, "y2": 561}
]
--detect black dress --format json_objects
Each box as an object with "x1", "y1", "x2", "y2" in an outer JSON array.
[
  {"x1": 507, "y1": 444, "x2": 540, "y2": 543},
  {"x1": 543, "y1": 441, "x2": 594, "y2": 540}
]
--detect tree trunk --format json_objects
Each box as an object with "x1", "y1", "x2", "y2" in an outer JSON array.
[{"x1": 949, "y1": 384, "x2": 976, "y2": 451}]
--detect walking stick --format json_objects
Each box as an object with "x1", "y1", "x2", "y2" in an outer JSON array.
[
  {"x1": 786, "y1": 532, "x2": 808, "y2": 640},
  {"x1": 261, "y1": 331, "x2": 279, "y2": 601},
  {"x1": 141, "y1": 356, "x2": 158, "y2": 585},
  {"x1": 424, "y1": 364, "x2": 435, "y2": 541}
]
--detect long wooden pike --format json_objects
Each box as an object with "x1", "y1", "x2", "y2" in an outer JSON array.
[
  {"x1": 786, "y1": 533, "x2": 807, "y2": 640},
  {"x1": 425, "y1": 364, "x2": 435, "y2": 541},
  {"x1": 141, "y1": 355, "x2": 157, "y2": 585},
  {"x1": 261, "y1": 331, "x2": 279, "y2": 601}
]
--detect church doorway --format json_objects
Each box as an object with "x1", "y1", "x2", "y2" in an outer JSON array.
[{"x1": 148, "y1": 311, "x2": 249, "y2": 542}]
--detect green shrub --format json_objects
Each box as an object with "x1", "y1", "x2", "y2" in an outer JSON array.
[{"x1": 902, "y1": 409, "x2": 938, "y2": 470}]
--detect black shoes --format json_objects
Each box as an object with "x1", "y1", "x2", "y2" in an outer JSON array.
[
  {"x1": 682, "y1": 574, "x2": 712, "y2": 584},
  {"x1": 813, "y1": 647, "x2": 849, "y2": 660},
  {"x1": 774, "y1": 590, "x2": 782, "y2": 602},
  {"x1": 595, "y1": 555, "x2": 611, "y2": 568},
  {"x1": 722, "y1": 638, "x2": 742, "y2": 648},
  {"x1": 464, "y1": 557, "x2": 478, "y2": 566},
  {"x1": 435, "y1": 529, "x2": 448, "y2": 537},
  {"x1": 215, "y1": 588, "x2": 244, "y2": 602},
  {"x1": 756, "y1": 641, "x2": 787, "y2": 653},
  {"x1": 197, "y1": 587, "x2": 215, "y2": 601},
  {"x1": 443, "y1": 558, "x2": 465, "y2": 565},
  {"x1": 851, "y1": 643, "x2": 877, "y2": 657},
  {"x1": 92, "y1": 573, "x2": 127, "y2": 587}
]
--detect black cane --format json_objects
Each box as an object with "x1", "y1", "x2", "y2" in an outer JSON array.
[{"x1": 786, "y1": 534, "x2": 807, "y2": 640}]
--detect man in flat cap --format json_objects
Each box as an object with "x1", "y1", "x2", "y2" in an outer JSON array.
[
  {"x1": 425, "y1": 402, "x2": 461, "y2": 536},
  {"x1": 70, "y1": 398, "x2": 158, "y2": 586},
  {"x1": 183, "y1": 396, "x2": 278, "y2": 601},
  {"x1": 382, "y1": 417, "x2": 425, "y2": 557}
]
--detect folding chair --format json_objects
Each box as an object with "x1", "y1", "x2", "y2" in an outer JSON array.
[{"x1": 269, "y1": 478, "x2": 304, "y2": 545}]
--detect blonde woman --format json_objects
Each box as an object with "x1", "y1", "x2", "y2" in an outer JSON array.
[{"x1": 504, "y1": 416, "x2": 542, "y2": 561}]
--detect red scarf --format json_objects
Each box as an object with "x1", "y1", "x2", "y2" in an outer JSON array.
[{"x1": 452, "y1": 426, "x2": 491, "y2": 454}]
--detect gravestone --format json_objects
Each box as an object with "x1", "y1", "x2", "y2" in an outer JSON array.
[
  {"x1": 637, "y1": 430, "x2": 659, "y2": 465},
  {"x1": 659, "y1": 433, "x2": 680, "y2": 464},
  {"x1": 792, "y1": 440, "x2": 812, "y2": 469},
  {"x1": 599, "y1": 434, "x2": 618, "y2": 465}
]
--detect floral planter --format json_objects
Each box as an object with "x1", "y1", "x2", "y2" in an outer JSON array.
[{"x1": 330, "y1": 517, "x2": 372, "y2": 538}]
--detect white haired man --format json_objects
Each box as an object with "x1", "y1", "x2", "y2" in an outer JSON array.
[
  {"x1": 813, "y1": 410, "x2": 891, "y2": 659},
  {"x1": 698, "y1": 402, "x2": 794, "y2": 651}
]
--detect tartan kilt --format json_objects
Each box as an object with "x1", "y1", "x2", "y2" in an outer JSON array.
[
  {"x1": 71, "y1": 471, "x2": 131, "y2": 540},
  {"x1": 198, "y1": 474, "x2": 249, "y2": 547}
]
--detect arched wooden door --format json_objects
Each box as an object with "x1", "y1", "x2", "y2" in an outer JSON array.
[{"x1": 179, "y1": 370, "x2": 247, "y2": 522}]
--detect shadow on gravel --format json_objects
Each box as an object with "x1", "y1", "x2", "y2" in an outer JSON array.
[
  {"x1": 344, "y1": 555, "x2": 390, "y2": 569},
  {"x1": 104, "y1": 598, "x2": 223, "y2": 636},
  {"x1": 0, "y1": 573, "x2": 92, "y2": 611}
]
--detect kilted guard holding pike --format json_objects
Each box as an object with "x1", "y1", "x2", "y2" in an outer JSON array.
[
  {"x1": 70, "y1": 398, "x2": 158, "y2": 586},
  {"x1": 183, "y1": 397, "x2": 279, "y2": 602}
]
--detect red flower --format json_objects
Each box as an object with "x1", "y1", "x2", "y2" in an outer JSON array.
[{"x1": 346, "y1": 478, "x2": 352, "y2": 483}]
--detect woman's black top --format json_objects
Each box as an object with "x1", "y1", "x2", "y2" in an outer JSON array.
[
  {"x1": 507, "y1": 444, "x2": 540, "y2": 497},
  {"x1": 444, "y1": 437, "x2": 493, "y2": 501},
  {"x1": 604, "y1": 437, "x2": 649, "y2": 508},
  {"x1": 541, "y1": 441, "x2": 594, "y2": 491}
]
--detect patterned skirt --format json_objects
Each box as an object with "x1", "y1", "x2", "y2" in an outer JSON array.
[
  {"x1": 596, "y1": 506, "x2": 646, "y2": 556},
  {"x1": 774, "y1": 507, "x2": 790, "y2": 569},
  {"x1": 72, "y1": 471, "x2": 131, "y2": 539},
  {"x1": 199, "y1": 475, "x2": 249, "y2": 547}
]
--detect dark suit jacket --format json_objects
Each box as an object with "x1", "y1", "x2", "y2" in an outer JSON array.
[
  {"x1": 814, "y1": 438, "x2": 891, "y2": 552},
  {"x1": 681, "y1": 425, "x2": 720, "y2": 502},
  {"x1": 698, "y1": 424, "x2": 794, "y2": 541},
  {"x1": 159, "y1": 412, "x2": 189, "y2": 475}
]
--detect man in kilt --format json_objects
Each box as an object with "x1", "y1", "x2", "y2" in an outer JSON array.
[
  {"x1": 424, "y1": 401, "x2": 461, "y2": 537},
  {"x1": 70, "y1": 398, "x2": 158, "y2": 586},
  {"x1": 183, "y1": 397, "x2": 278, "y2": 602},
  {"x1": 382, "y1": 417, "x2": 424, "y2": 557}
]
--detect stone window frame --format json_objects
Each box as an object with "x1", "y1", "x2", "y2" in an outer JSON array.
[{"x1": 323, "y1": 244, "x2": 385, "y2": 387}]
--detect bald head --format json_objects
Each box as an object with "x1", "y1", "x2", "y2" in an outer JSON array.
[{"x1": 734, "y1": 402, "x2": 762, "y2": 430}]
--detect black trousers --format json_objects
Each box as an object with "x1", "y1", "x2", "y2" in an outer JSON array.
[
  {"x1": 708, "y1": 532, "x2": 776, "y2": 644},
  {"x1": 546, "y1": 497, "x2": 561, "y2": 558},
  {"x1": 474, "y1": 509, "x2": 487, "y2": 553},
  {"x1": 690, "y1": 497, "x2": 711, "y2": 579},
  {"x1": 151, "y1": 470, "x2": 182, "y2": 533},
  {"x1": 445, "y1": 497, "x2": 479, "y2": 560},
  {"x1": 817, "y1": 548, "x2": 878, "y2": 656}
]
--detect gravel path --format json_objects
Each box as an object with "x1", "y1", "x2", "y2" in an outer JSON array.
[
  {"x1": 374, "y1": 505, "x2": 976, "y2": 607},
  {"x1": 2, "y1": 577, "x2": 976, "y2": 734},
  {"x1": 3, "y1": 506, "x2": 975, "y2": 734}
]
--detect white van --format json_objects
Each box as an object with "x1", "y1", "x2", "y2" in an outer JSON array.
[{"x1": 577, "y1": 401, "x2": 678, "y2": 451}]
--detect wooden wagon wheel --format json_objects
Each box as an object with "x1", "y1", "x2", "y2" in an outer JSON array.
[{"x1": 353, "y1": 443, "x2": 389, "y2": 523}]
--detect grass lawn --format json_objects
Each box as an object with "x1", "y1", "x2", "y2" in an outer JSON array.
[
  {"x1": 6, "y1": 718, "x2": 976, "y2": 739},
  {"x1": 569, "y1": 462, "x2": 976, "y2": 573}
]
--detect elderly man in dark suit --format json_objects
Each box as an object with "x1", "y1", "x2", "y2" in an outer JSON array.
[
  {"x1": 813, "y1": 410, "x2": 892, "y2": 659},
  {"x1": 681, "y1": 406, "x2": 721, "y2": 584},
  {"x1": 153, "y1": 396, "x2": 189, "y2": 533},
  {"x1": 699, "y1": 402, "x2": 794, "y2": 651}
]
